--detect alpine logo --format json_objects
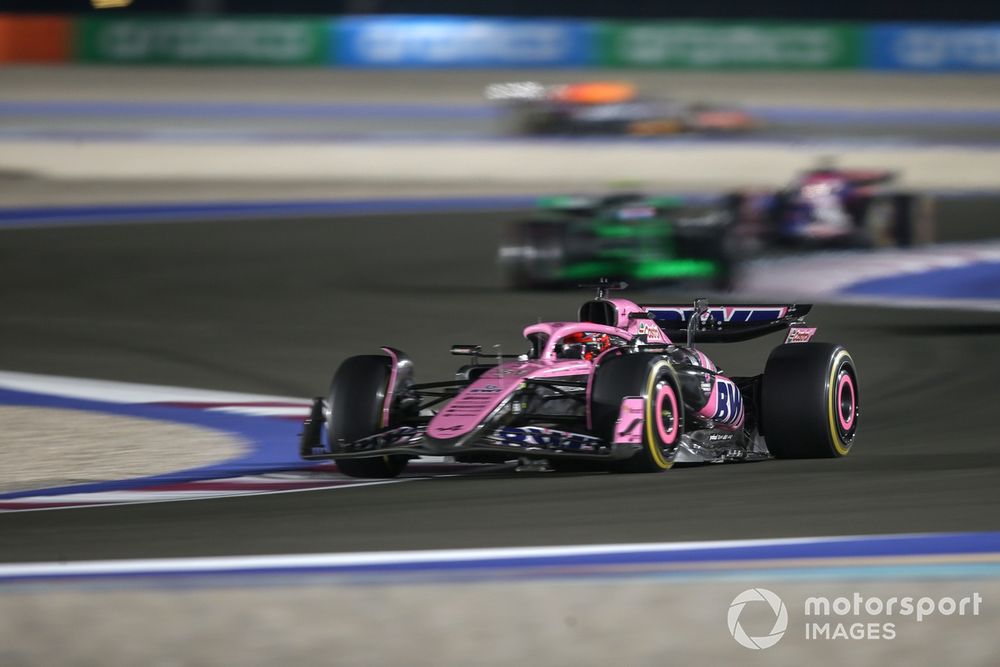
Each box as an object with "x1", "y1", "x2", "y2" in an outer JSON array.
[{"x1": 339, "y1": 426, "x2": 421, "y2": 453}]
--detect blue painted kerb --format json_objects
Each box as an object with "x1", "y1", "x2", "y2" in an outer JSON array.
[{"x1": 0, "y1": 388, "x2": 310, "y2": 500}]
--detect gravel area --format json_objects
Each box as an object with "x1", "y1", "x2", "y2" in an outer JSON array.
[
  {"x1": 0, "y1": 406, "x2": 247, "y2": 493},
  {"x1": 0, "y1": 577, "x2": 994, "y2": 667}
]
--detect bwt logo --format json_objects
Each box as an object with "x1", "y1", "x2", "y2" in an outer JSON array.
[
  {"x1": 712, "y1": 380, "x2": 743, "y2": 425},
  {"x1": 728, "y1": 588, "x2": 788, "y2": 650}
]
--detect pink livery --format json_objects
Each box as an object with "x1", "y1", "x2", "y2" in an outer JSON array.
[{"x1": 301, "y1": 287, "x2": 858, "y2": 477}]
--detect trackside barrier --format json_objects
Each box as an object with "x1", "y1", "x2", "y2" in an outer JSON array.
[
  {"x1": 4, "y1": 14, "x2": 1000, "y2": 71},
  {"x1": 597, "y1": 21, "x2": 864, "y2": 69},
  {"x1": 0, "y1": 15, "x2": 72, "y2": 63},
  {"x1": 866, "y1": 23, "x2": 1000, "y2": 71},
  {"x1": 76, "y1": 16, "x2": 328, "y2": 65},
  {"x1": 332, "y1": 15, "x2": 594, "y2": 67}
]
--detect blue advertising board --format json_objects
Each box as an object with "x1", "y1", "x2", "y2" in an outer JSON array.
[
  {"x1": 332, "y1": 16, "x2": 593, "y2": 67},
  {"x1": 868, "y1": 23, "x2": 1000, "y2": 71}
]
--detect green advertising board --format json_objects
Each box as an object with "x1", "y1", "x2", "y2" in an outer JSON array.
[
  {"x1": 77, "y1": 17, "x2": 328, "y2": 65},
  {"x1": 599, "y1": 22, "x2": 863, "y2": 69}
]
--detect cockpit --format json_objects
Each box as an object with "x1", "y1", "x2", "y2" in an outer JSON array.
[
  {"x1": 555, "y1": 331, "x2": 614, "y2": 360},
  {"x1": 524, "y1": 324, "x2": 629, "y2": 362}
]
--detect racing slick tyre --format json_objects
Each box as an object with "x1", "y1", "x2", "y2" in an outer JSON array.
[
  {"x1": 854, "y1": 195, "x2": 894, "y2": 247},
  {"x1": 590, "y1": 353, "x2": 684, "y2": 473},
  {"x1": 889, "y1": 194, "x2": 915, "y2": 247},
  {"x1": 883, "y1": 194, "x2": 934, "y2": 247},
  {"x1": 708, "y1": 225, "x2": 741, "y2": 292},
  {"x1": 761, "y1": 343, "x2": 859, "y2": 459},
  {"x1": 506, "y1": 106, "x2": 565, "y2": 135},
  {"x1": 328, "y1": 355, "x2": 409, "y2": 478},
  {"x1": 857, "y1": 194, "x2": 931, "y2": 248},
  {"x1": 673, "y1": 206, "x2": 741, "y2": 292}
]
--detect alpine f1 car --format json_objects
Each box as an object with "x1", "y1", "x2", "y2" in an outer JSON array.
[
  {"x1": 498, "y1": 193, "x2": 738, "y2": 290},
  {"x1": 300, "y1": 283, "x2": 859, "y2": 477},
  {"x1": 486, "y1": 81, "x2": 756, "y2": 136},
  {"x1": 729, "y1": 165, "x2": 935, "y2": 248}
]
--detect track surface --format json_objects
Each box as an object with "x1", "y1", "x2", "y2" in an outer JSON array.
[
  {"x1": 4, "y1": 104, "x2": 1000, "y2": 144},
  {"x1": 0, "y1": 204, "x2": 998, "y2": 563},
  {"x1": 4, "y1": 68, "x2": 1000, "y2": 145},
  {"x1": 6, "y1": 68, "x2": 1000, "y2": 108}
]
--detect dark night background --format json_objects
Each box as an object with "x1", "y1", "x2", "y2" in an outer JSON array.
[{"x1": 3, "y1": 0, "x2": 1000, "y2": 21}]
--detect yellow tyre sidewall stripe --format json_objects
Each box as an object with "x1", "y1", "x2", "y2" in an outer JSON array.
[
  {"x1": 644, "y1": 360, "x2": 675, "y2": 470},
  {"x1": 828, "y1": 349, "x2": 855, "y2": 456}
]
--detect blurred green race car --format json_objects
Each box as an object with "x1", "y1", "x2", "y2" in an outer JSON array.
[{"x1": 498, "y1": 193, "x2": 739, "y2": 290}]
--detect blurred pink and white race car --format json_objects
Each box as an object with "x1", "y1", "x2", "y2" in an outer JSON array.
[{"x1": 300, "y1": 283, "x2": 859, "y2": 477}]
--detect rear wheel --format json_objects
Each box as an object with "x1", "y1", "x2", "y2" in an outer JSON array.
[
  {"x1": 890, "y1": 194, "x2": 915, "y2": 247},
  {"x1": 857, "y1": 194, "x2": 925, "y2": 248},
  {"x1": 885, "y1": 193, "x2": 934, "y2": 247},
  {"x1": 591, "y1": 353, "x2": 683, "y2": 473},
  {"x1": 761, "y1": 343, "x2": 859, "y2": 458},
  {"x1": 707, "y1": 222, "x2": 741, "y2": 292},
  {"x1": 328, "y1": 355, "x2": 409, "y2": 478},
  {"x1": 507, "y1": 106, "x2": 564, "y2": 135},
  {"x1": 498, "y1": 220, "x2": 567, "y2": 289}
]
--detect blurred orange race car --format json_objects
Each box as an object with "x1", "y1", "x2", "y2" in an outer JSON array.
[{"x1": 486, "y1": 80, "x2": 757, "y2": 136}]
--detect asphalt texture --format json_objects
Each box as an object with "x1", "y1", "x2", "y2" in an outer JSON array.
[
  {"x1": 4, "y1": 109, "x2": 1000, "y2": 144},
  {"x1": 5, "y1": 69, "x2": 1000, "y2": 145},
  {"x1": 6, "y1": 68, "x2": 1000, "y2": 108},
  {"x1": 0, "y1": 198, "x2": 998, "y2": 563}
]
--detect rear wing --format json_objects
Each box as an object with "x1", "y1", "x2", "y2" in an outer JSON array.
[
  {"x1": 537, "y1": 193, "x2": 685, "y2": 215},
  {"x1": 639, "y1": 304, "x2": 812, "y2": 343}
]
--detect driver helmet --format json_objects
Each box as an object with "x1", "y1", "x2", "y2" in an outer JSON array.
[{"x1": 559, "y1": 331, "x2": 612, "y2": 361}]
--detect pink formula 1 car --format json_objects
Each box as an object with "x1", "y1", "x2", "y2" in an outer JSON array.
[{"x1": 300, "y1": 283, "x2": 858, "y2": 477}]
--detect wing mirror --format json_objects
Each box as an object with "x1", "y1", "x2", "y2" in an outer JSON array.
[{"x1": 451, "y1": 344, "x2": 482, "y2": 364}]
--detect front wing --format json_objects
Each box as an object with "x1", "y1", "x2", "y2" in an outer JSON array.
[
  {"x1": 300, "y1": 408, "x2": 771, "y2": 465},
  {"x1": 302, "y1": 423, "x2": 635, "y2": 462}
]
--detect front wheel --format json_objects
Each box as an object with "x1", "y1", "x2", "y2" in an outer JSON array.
[
  {"x1": 591, "y1": 353, "x2": 684, "y2": 473},
  {"x1": 761, "y1": 343, "x2": 859, "y2": 458},
  {"x1": 328, "y1": 355, "x2": 410, "y2": 478}
]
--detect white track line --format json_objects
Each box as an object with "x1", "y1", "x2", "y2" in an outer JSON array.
[
  {"x1": 0, "y1": 533, "x2": 912, "y2": 579},
  {"x1": 0, "y1": 370, "x2": 308, "y2": 405},
  {"x1": 0, "y1": 478, "x2": 422, "y2": 514}
]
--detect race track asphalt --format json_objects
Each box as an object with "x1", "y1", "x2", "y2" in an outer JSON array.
[
  {"x1": 0, "y1": 203, "x2": 998, "y2": 562},
  {"x1": 5, "y1": 69, "x2": 1000, "y2": 145}
]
